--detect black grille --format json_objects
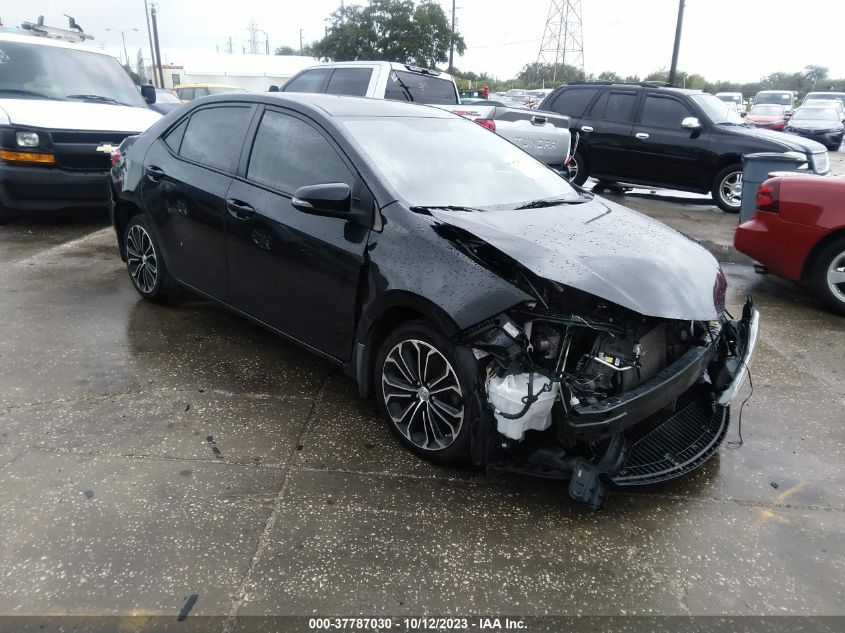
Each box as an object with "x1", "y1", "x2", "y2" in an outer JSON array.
[
  {"x1": 613, "y1": 384, "x2": 729, "y2": 486},
  {"x1": 50, "y1": 131, "x2": 135, "y2": 144},
  {"x1": 55, "y1": 153, "x2": 112, "y2": 171}
]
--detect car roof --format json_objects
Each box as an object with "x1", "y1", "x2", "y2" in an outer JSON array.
[
  {"x1": 176, "y1": 83, "x2": 243, "y2": 89},
  {"x1": 557, "y1": 82, "x2": 703, "y2": 96},
  {"x1": 293, "y1": 61, "x2": 455, "y2": 81},
  {"x1": 194, "y1": 92, "x2": 456, "y2": 118},
  {"x1": 0, "y1": 30, "x2": 110, "y2": 54}
]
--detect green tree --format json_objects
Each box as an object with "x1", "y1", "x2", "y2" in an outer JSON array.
[
  {"x1": 309, "y1": 0, "x2": 464, "y2": 68},
  {"x1": 517, "y1": 62, "x2": 584, "y2": 87},
  {"x1": 274, "y1": 45, "x2": 297, "y2": 56},
  {"x1": 122, "y1": 64, "x2": 141, "y2": 86}
]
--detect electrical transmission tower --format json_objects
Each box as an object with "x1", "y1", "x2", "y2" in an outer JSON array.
[
  {"x1": 535, "y1": 0, "x2": 584, "y2": 84},
  {"x1": 247, "y1": 20, "x2": 259, "y2": 54}
]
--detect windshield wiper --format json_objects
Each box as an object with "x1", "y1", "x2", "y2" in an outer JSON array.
[
  {"x1": 515, "y1": 196, "x2": 590, "y2": 209},
  {"x1": 65, "y1": 94, "x2": 122, "y2": 105},
  {"x1": 411, "y1": 205, "x2": 484, "y2": 213},
  {"x1": 391, "y1": 73, "x2": 415, "y2": 102},
  {"x1": 0, "y1": 88, "x2": 58, "y2": 100}
]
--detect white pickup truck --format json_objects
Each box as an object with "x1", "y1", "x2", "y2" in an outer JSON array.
[{"x1": 281, "y1": 61, "x2": 572, "y2": 169}]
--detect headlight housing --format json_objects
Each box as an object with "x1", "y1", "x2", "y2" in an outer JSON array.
[{"x1": 15, "y1": 131, "x2": 40, "y2": 148}]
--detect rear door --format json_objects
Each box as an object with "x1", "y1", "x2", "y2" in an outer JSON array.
[
  {"x1": 141, "y1": 104, "x2": 255, "y2": 301},
  {"x1": 577, "y1": 88, "x2": 640, "y2": 178},
  {"x1": 627, "y1": 93, "x2": 709, "y2": 187},
  {"x1": 224, "y1": 107, "x2": 371, "y2": 362}
]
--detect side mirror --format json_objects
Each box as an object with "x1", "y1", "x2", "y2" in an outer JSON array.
[
  {"x1": 140, "y1": 84, "x2": 156, "y2": 105},
  {"x1": 740, "y1": 111, "x2": 748, "y2": 118},
  {"x1": 292, "y1": 183, "x2": 353, "y2": 218},
  {"x1": 268, "y1": 85, "x2": 280, "y2": 92},
  {"x1": 681, "y1": 116, "x2": 702, "y2": 130}
]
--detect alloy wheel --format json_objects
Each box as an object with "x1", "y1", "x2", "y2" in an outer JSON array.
[
  {"x1": 126, "y1": 224, "x2": 158, "y2": 294},
  {"x1": 719, "y1": 171, "x2": 743, "y2": 209},
  {"x1": 826, "y1": 248, "x2": 845, "y2": 304},
  {"x1": 566, "y1": 156, "x2": 579, "y2": 181},
  {"x1": 381, "y1": 339, "x2": 464, "y2": 451}
]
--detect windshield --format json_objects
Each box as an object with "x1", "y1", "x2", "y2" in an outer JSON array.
[
  {"x1": 0, "y1": 39, "x2": 146, "y2": 107},
  {"x1": 805, "y1": 93, "x2": 845, "y2": 105},
  {"x1": 207, "y1": 86, "x2": 245, "y2": 95},
  {"x1": 689, "y1": 93, "x2": 744, "y2": 124},
  {"x1": 341, "y1": 116, "x2": 580, "y2": 209},
  {"x1": 716, "y1": 94, "x2": 741, "y2": 104},
  {"x1": 385, "y1": 71, "x2": 458, "y2": 105},
  {"x1": 792, "y1": 108, "x2": 839, "y2": 122},
  {"x1": 750, "y1": 105, "x2": 784, "y2": 116},
  {"x1": 755, "y1": 92, "x2": 792, "y2": 105}
]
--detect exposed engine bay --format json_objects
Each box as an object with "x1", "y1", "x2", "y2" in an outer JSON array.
[{"x1": 453, "y1": 228, "x2": 758, "y2": 509}]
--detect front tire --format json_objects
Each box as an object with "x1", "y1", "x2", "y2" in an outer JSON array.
[
  {"x1": 811, "y1": 237, "x2": 845, "y2": 316},
  {"x1": 712, "y1": 164, "x2": 743, "y2": 213},
  {"x1": 375, "y1": 320, "x2": 476, "y2": 465},
  {"x1": 124, "y1": 215, "x2": 180, "y2": 302}
]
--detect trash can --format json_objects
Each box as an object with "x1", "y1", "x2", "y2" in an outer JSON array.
[{"x1": 740, "y1": 152, "x2": 809, "y2": 222}]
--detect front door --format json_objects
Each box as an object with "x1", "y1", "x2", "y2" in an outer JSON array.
[
  {"x1": 626, "y1": 93, "x2": 709, "y2": 187},
  {"x1": 225, "y1": 108, "x2": 371, "y2": 362}
]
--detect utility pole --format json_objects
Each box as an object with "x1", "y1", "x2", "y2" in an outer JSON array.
[
  {"x1": 261, "y1": 30, "x2": 269, "y2": 55},
  {"x1": 106, "y1": 27, "x2": 139, "y2": 67},
  {"x1": 150, "y1": 4, "x2": 164, "y2": 88},
  {"x1": 227, "y1": 35, "x2": 233, "y2": 54},
  {"x1": 448, "y1": 0, "x2": 456, "y2": 74},
  {"x1": 668, "y1": 0, "x2": 685, "y2": 86},
  {"x1": 299, "y1": 29, "x2": 304, "y2": 55},
  {"x1": 143, "y1": 0, "x2": 156, "y2": 86}
]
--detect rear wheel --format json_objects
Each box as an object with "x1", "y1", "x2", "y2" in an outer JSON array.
[
  {"x1": 375, "y1": 320, "x2": 476, "y2": 465},
  {"x1": 124, "y1": 215, "x2": 180, "y2": 302},
  {"x1": 811, "y1": 237, "x2": 845, "y2": 316},
  {"x1": 567, "y1": 149, "x2": 589, "y2": 187},
  {"x1": 712, "y1": 164, "x2": 743, "y2": 213}
]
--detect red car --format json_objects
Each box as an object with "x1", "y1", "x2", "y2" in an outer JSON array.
[
  {"x1": 735, "y1": 173, "x2": 845, "y2": 315},
  {"x1": 745, "y1": 104, "x2": 788, "y2": 131}
]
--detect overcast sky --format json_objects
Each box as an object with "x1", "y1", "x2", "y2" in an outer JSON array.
[{"x1": 4, "y1": 0, "x2": 844, "y2": 83}]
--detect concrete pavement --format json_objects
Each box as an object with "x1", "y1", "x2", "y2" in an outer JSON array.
[{"x1": 0, "y1": 185, "x2": 842, "y2": 630}]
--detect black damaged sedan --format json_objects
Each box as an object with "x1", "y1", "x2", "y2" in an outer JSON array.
[{"x1": 109, "y1": 93, "x2": 759, "y2": 508}]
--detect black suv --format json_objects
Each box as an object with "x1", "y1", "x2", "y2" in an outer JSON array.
[{"x1": 540, "y1": 82, "x2": 830, "y2": 212}]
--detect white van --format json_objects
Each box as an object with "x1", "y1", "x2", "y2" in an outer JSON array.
[{"x1": 0, "y1": 21, "x2": 161, "y2": 222}]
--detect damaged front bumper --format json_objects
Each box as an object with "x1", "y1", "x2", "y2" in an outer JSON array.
[{"x1": 470, "y1": 298, "x2": 760, "y2": 508}]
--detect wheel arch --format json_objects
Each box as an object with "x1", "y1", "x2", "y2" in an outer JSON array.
[
  {"x1": 113, "y1": 199, "x2": 145, "y2": 261},
  {"x1": 714, "y1": 154, "x2": 743, "y2": 179},
  {"x1": 354, "y1": 291, "x2": 462, "y2": 398},
  {"x1": 801, "y1": 227, "x2": 845, "y2": 282}
]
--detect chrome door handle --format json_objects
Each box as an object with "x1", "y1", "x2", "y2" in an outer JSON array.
[
  {"x1": 581, "y1": 126, "x2": 594, "y2": 133},
  {"x1": 635, "y1": 132, "x2": 650, "y2": 140},
  {"x1": 226, "y1": 198, "x2": 256, "y2": 220},
  {"x1": 144, "y1": 165, "x2": 165, "y2": 182}
]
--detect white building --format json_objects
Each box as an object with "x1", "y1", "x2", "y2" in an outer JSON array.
[{"x1": 153, "y1": 51, "x2": 319, "y2": 92}]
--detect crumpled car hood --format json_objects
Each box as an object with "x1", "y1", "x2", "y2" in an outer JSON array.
[{"x1": 429, "y1": 196, "x2": 726, "y2": 321}]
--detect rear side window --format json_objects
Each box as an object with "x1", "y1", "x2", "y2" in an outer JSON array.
[
  {"x1": 178, "y1": 87, "x2": 195, "y2": 101},
  {"x1": 164, "y1": 119, "x2": 188, "y2": 152},
  {"x1": 179, "y1": 106, "x2": 253, "y2": 173},
  {"x1": 246, "y1": 110, "x2": 353, "y2": 194},
  {"x1": 384, "y1": 70, "x2": 458, "y2": 105},
  {"x1": 639, "y1": 95, "x2": 693, "y2": 128},
  {"x1": 548, "y1": 88, "x2": 599, "y2": 117},
  {"x1": 325, "y1": 68, "x2": 372, "y2": 96},
  {"x1": 283, "y1": 68, "x2": 331, "y2": 93},
  {"x1": 605, "y1": 91, "x2": 638, "y2": 122}
]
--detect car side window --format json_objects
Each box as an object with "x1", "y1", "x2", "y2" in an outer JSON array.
[
  {"x1": 548, "y1": 88, "x2": 599, "y2": 117},
  {"x1": 639, "y1": 95, "x2": 693, "y2": 128},
  {"x1": 605, "y1": 91, "x2": 638, "y2": 122},
  {"x1": 588, "y1": 91, "x2": 609, "y2": 118},
  {"x1": 246, "y1": 110, "x2": 353, "y2": 194},
  {"x1": 164, "y1": 118, "x2": 188, "y2": 153},
  {"x1": 179, "y1": 87, "x2": 194, "y2": 101},
  {"x1": 283, "y1": 68, "x2": 331, "y2": 93},
  {"x1": 179, "y1": 106, "x2": 253, "y2": 173},
  {"x1": 325, "y1": 68, "x2": 372, "y2": 96}
]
